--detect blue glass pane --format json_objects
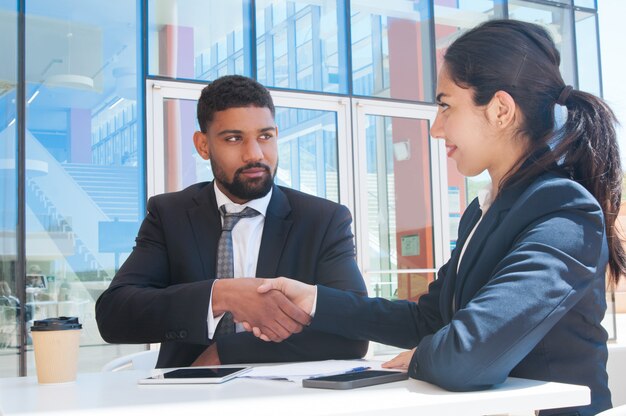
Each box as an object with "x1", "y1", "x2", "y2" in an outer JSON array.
[
  {"x1": 351, "y1": 0, "x2": 435, "y2": 101},
  {"x1": 0, "y1": 0, "x2": 19, "y2": 377},
  {"x1": 24, "y1": 0, "x2": 144, "y2": 371},
  {"x1": 575, "y1": 11, "x2": 600, "y2": 95},
  {"x1": 575, "y1": 0, "x2": 595, "y2": 8},
  {"x1": 256, "y1": 0, "x2": 346, "y2": 93},
  {"x1": 148, "y1": 0, "x2": 249, "y2": 80}
]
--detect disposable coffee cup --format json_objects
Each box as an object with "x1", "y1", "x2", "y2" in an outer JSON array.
[{"x1": 31, "y1": 317, "x2": 82, "y2": 384}]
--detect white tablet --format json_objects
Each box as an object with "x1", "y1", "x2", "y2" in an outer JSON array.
[{"x1": 138, "y1": 367, "x2": 252, "y2": 385}]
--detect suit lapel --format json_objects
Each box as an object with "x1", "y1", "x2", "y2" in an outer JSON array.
[
  {"x1": 440, "y1": 200, "x2": 481, "y2": 323},
  {"x1": 454, "y1": 183, "x2": 525, "y2": 307},
  {"x1": 256, "y1": 186, "x2": 293, "y2": 278},
  {"x1": 187, "y1": 182, "x2": 221, "y2": 279}
]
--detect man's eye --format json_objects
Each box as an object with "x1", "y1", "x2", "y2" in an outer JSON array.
[
  {"x1": 259, "y1": 134, "x2": 273, "y2": 140},
  {"x1": 437, "y1": 103, "x2": 449, "y2": 111},
  {"x1": 225, "y1": 136, "x2": 241, "y2": 142}
]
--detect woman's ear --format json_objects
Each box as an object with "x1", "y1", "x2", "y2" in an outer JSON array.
[
  {"x1": 193, "y1": 131, "x2": 210, "y2": 160},
  {"x1": 487, "y1": 90, "x2": 517, "y2": 128}
]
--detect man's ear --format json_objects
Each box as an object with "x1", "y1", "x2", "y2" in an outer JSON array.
[
  {"x1": 193, "y1": 131, "x2": 210, "y2": 160},
  {"x1": 487, "y1": 90, "x2": 517, "y2": 128}
]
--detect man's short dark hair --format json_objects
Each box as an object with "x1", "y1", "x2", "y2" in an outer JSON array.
[{"x1": 197, "y1": 75, "x2": 275, "y2": 133}]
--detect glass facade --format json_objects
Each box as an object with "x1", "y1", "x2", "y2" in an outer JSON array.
[
  {"x1": 149, "y1": 0, "x2": 250, "y2": 80},
  {"x1": 351, "y1": 0, "x2": 435, "y2": 101},
  {"x1": 0, "y1": 0, "x2": 19, "y2": 377},
  {"x1": 257, "y1": 0, "x2": 347, "y2": 93},
  {"x1": 1, "y1": 0, "x2": 610, "y2": 375}
]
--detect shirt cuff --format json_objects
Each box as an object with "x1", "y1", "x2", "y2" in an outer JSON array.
[
  {"x1": 310, "y1": 285, "x2": 318, "y2": 317},
  {"x1": 207, "y1": 289, "x2": 225, "y2": 340}
]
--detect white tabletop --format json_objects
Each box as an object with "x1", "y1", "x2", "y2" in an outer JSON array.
[{"x1": 0, "y1": 364, "x2": 590, "y2": 416}]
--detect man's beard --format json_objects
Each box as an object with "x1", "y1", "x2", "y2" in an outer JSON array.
[{"x1": 212, "y1": 161, "x2": 275, "y2": 201}]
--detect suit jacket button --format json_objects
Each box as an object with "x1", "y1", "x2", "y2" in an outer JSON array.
[{"x1": 178, "y1": 330, "x2": 187, "y2": 339}]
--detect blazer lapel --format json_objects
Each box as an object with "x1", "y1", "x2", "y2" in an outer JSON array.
[
  {"x1": 256, "y1": 186, "x2": 293, "y2": 278},
  {"x1": 440, "y1": 200, "x2": 482, "y2": 323},
  {"x1": 187, "y1": 182, "x2": 221, "y2": 279},
  {"x1": 454, "y1": 183, "x2": 526, "y2": 307}
]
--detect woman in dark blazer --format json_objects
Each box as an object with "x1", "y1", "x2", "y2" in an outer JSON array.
[{"x1": 251, "y1": 20, "x2": 625, "y2": 416}]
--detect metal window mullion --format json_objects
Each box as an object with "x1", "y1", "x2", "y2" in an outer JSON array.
[{"x1": 17, "y1": 0, "x2": 27, "y2": 377}]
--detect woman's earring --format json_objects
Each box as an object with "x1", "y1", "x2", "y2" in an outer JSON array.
[{"x1": 498, "y1": 120, "x2": 503, "y2": 126}]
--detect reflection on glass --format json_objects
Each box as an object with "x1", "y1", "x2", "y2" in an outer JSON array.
[
  {"x1": 433, "y1": 0, "x2": 499, "y2": 70},
  {"x1": 351, "y1": 0, "x2": 435, "y2": 101},
  {"x1": 275, "y1": 108, "x2": 339, "y2": 201},
  {"x1": 163, "y1": 99, "x2": 340, "y2": 202},
  {"x1": 364, "y1": 116, "x2": 434, "y2": 299},
  {"x1": 575, "y1": 0, "x2": 596, "y2": 8},
  {"x1": 148, "y1": 0, "x2": 249, "y2": 80},
  {"x1": 23, "y1": 1, "x2": 144, "y2": 374},
  {"x1": 508, "y1": 0, "x2": 576, "y2": 86},
  {"x1": 0, "y1": 0, "x2": 19, "y2": 377},
  {"x1": 575, "y1": 11, "x2": 600, "y2": 95},
  {"x1": 256, "y1": 0, "x2": 346, "y2": 93}
]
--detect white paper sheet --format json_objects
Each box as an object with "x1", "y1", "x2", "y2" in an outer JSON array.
[{"x1": 242, "y1": 360, "x2": 385, "y2": 382}]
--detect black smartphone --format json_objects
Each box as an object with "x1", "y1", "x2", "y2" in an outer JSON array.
[
  {"x1": 138, "y1": 367, "x2": 252, "y2": 384},
  {"x1": 302, "y1": 370, "x2": 408, "y2": 390}
]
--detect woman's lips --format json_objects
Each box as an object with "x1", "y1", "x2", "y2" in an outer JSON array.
[{"x1": 446, "y1": 144, "x2": 457, "y2": 158}]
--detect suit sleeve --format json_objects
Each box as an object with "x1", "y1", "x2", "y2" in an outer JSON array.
[
  {"x1": 95, "y1": 197, "x2": 214, "y2": 345},
  {"x1": 216, "y1": 204, "x2": 369, "y2": 363},
  {"x1": 409, "y1": 192, "x2": 606, "y2": 391},
  {"x1": 309, "y1": 261, "x2": 448, "y2": 349}
]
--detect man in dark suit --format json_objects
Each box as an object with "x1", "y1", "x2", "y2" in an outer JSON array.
[{"x1": 96, "y1": 75, "x2": 367, "y2": 368}]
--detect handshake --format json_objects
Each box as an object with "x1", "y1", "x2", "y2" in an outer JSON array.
[{"x1": 213, "y1": 277, "x2": 317, "y2": 343}]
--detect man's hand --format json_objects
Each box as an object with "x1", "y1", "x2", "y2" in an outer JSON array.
[
  {"x1": 212, "y1": 278, "x2": 311, "y2": 342},
  {"x1": 191, "y1": 343, "x2": 221, "y2": 366},
  {"x1": 241, "y1": 277, "x2": 316, "y2": 341},
  {"x1": 381, "y1": 347, "x2": 416, "y2": 370}
]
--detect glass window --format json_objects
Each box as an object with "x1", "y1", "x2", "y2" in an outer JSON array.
[
  {"x1": 351, "y1": 0, "x2": 435, "y2": 101},
  {"x1": 256, "y1": 0, "x2": 346, "y2": 94},
  {"x1": 0, "y1": 0, "x2": 19, "y2": 377},
  {"x1": 575, "y1": 0, "x2": 596, "y2": 8},
  {"x1": 508, "y1": 1, "x2": 576, "y2": 86},
  {"x1": 363, "y1": 115, "x2": 435, "y2": 289},
  {"x1": 433, "y1": 0, "x2": 502, "y2": 70},
  {"x1": 148, "y1": 0, "x2": 250, "y2": 80},
  {"x1": 24, "y1": 0, "x2": 146, "y2": 374},
  {"x1": 362, "y1": 114, "x2": 435, "y2": 354},
  {"x1": 575, "y1": 10, "x2": 600, "y2": 95}
]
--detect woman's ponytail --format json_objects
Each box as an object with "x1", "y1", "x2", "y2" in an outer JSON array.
[{"x1": 553, "y1": 89, "x2": 625, "y2": 286}]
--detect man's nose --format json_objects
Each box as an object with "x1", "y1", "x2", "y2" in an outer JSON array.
[{"x1": 243, "y1": 139, "x2": 264, "y2": 162}]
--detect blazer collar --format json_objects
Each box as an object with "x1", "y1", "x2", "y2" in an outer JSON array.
[
  {"x1": 452, "y1": 164, "x2": 545, "y2": 307},
  {"x1": 188, "y1": 182, "x2": 221, "y2": 278}
]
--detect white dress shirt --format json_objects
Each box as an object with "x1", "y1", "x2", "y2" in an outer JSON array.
[{"x1": 206, "y1": 185, "x2": 272, "y2": 339}]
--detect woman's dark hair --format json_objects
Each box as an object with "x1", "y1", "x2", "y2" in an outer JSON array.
[
  {"x1": 444, "y1": 19, "x2": 625, "y2": 285},
  {"x1": 197, "y1": 75, "x2": 275, "y2": 133}
]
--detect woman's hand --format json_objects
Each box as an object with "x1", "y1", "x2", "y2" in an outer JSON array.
[
  {"x1": 381, "y1": 347, "x2": 416, "y2": 370},
  {"x1": 241, "y1": 277, "x2": 316, "y2": 341}
]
